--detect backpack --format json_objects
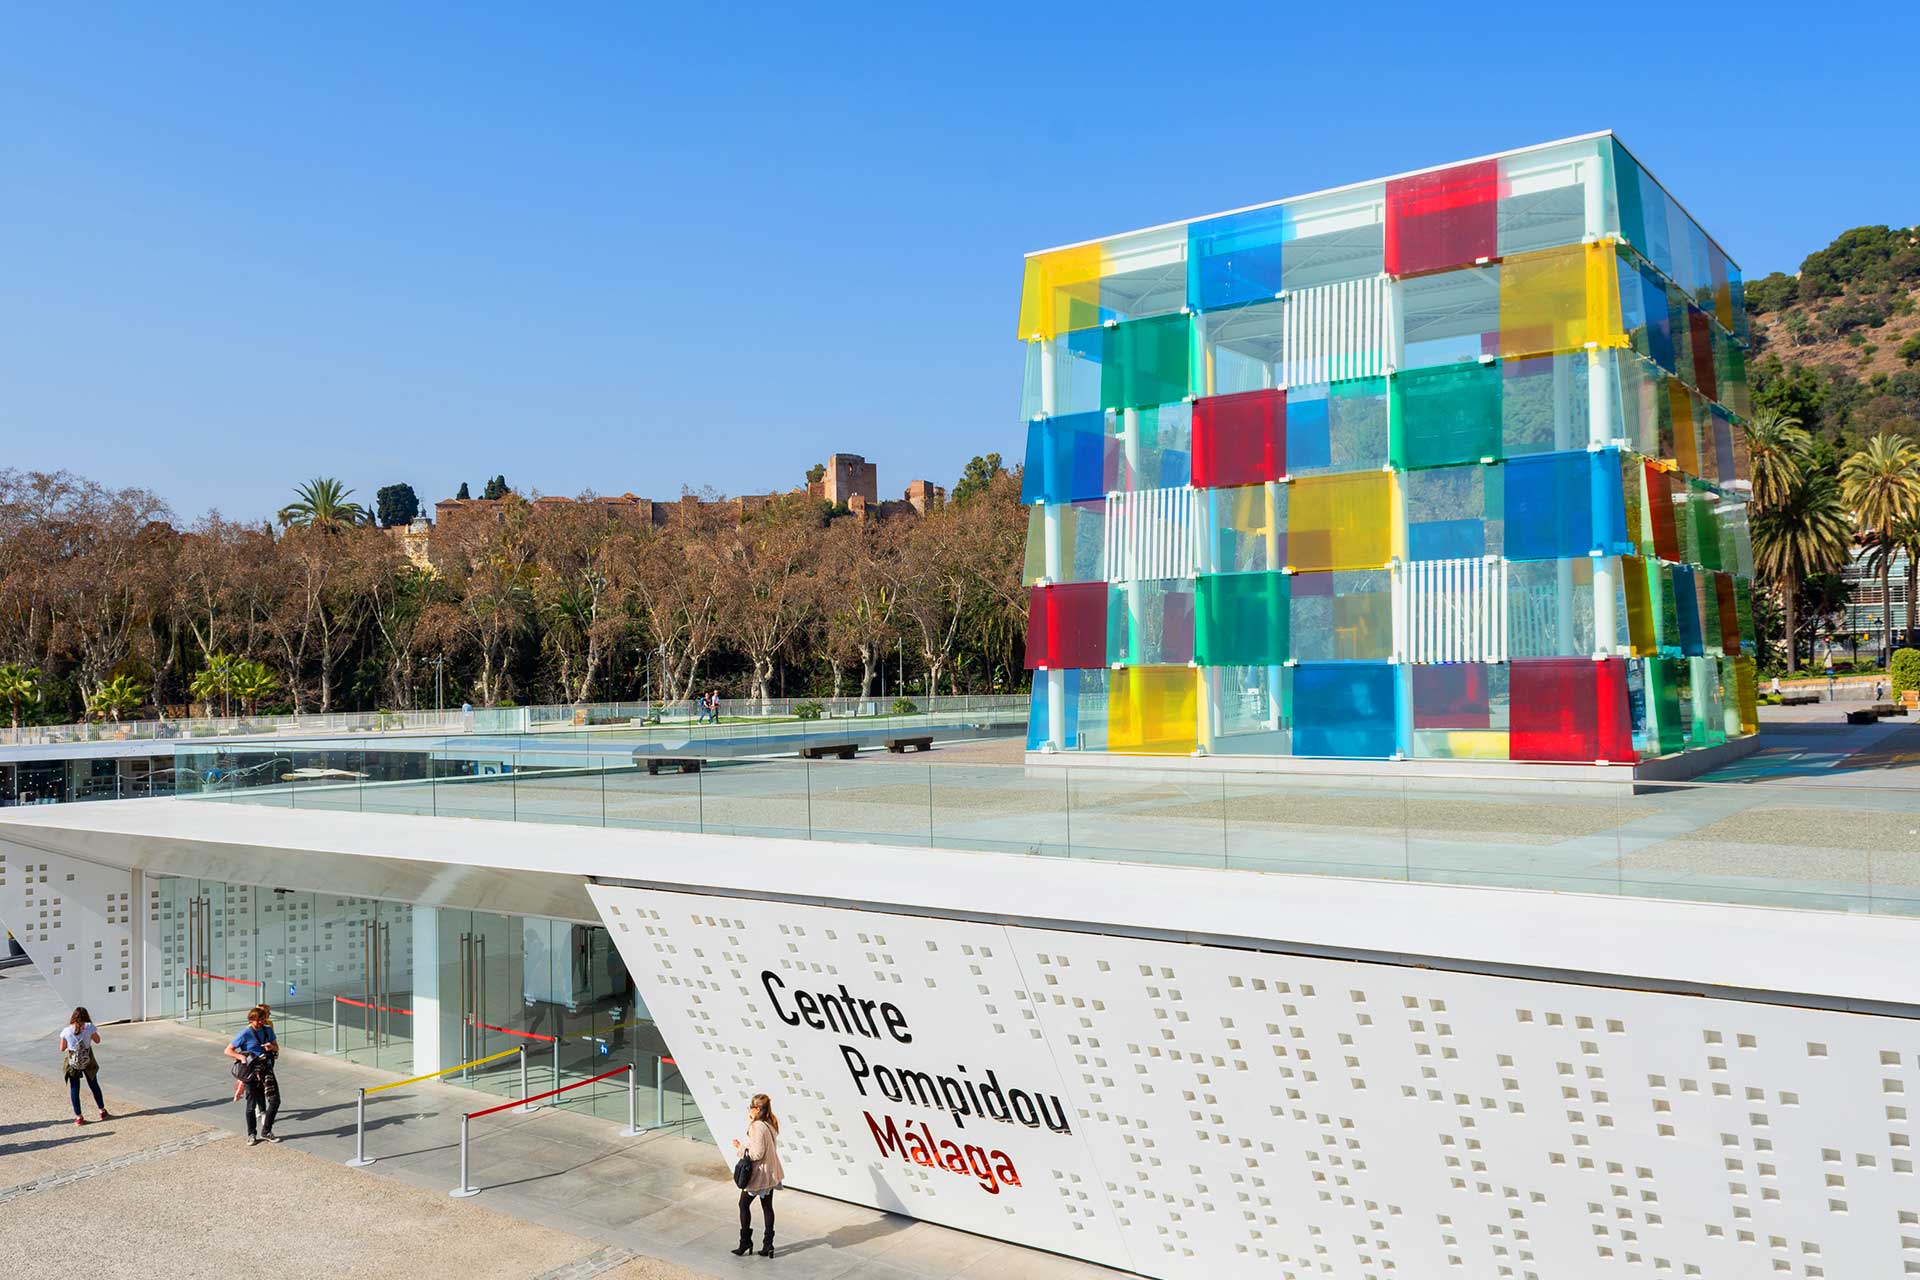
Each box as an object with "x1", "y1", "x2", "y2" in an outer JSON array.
[{"x1": 64, "y1": 1029, "x2": 93, "y2": 1075}]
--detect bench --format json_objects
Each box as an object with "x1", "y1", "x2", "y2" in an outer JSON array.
[
  {"x1": 1777, "y1": 694, "x2": 1820, "y2": 706},
  {"x1": 640, "y1": 756, "x2": 703, "y2": 775},
  {"x1": 799, "y1": 741, "x2": 858, "y2": 761},
  {"x1": 1874, "y1": 703, "x2": 1908, "y2": 717},
  {"x1": 1847, "y1": 709, "x2": 1879, "y2": 725},
  {"x1": 886, "y1": 735, "x2": 934, "y2": 754}
]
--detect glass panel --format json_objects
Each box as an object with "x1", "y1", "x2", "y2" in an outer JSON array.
[
  {"x1": 1206, "y1": 664, "x2": 1289, "y2": 756},
  {"x1": 1286, "y1": 377, "x2": 1389, "y2": 476},
  {"x1": 1290, "y1": 570, "x2": 1393, "y2": 662},
  {"x1": 1107, "y1": 666, "x2": 1199, "y2": 755},
  {"x1": 1097, "y1": 226, "x2": 1189, "y2": 323},
  {"x1": 1192, "y1": 388, "x2": 1285, "y2": 487},
  {"x1": 1019, "y1": 332, "x2": 1104, "y2": 420},
  {"x1": 1400, "y1": 264, "x2": 1499, "y2": 370},
  {"x1": 1021, "y1": 412, "x2": 1111, "y2": 506},
  {"x1": 1291, "y1": 662, "x2": 1397, "y2": 758},
  {"x1": 1101, "y1": 313, "x2": 1191, "y2": 411},
  {"x1": 1497, "y1": 137, "x2": 1612, "y2": 257},
  {"x1": 1509, "y1": 656, "x2": 1635, "y2": 763},
  {"x1": 1188, "y1": 204, "x2": 1289, "y2": 311},
  {"x1": 1026, "y1": 582, "x2": 1109, "y2": 670},
  {"x1": 1671, "y1": 564, "x2": 1705, "y2": 656},
  {"x1": 1621, "y1": 554, "x2": 1657, "y2": 656},
  {"x1": 1287, "y1": 470, "x2": 1394, "y2": 571},
  {"x1": 1508, "y1": 558, "x2": 1597, "y2": 658},
  {"x1": 1386, "y1": 159, "x2": 1498, "y2": 276},
  {"x1": 1404, "y1": 463, "x2": 1502, "y2": 560},
  {"x1": 1195, "y1": 571, "x2": 1289, "y2": 666},
  {"x1": 1614, "y1": 351, "x2": 1668, "y2": 457},
  {"x1": 1688, "y1": 308, "x2": 1718, "y2": 401},
  {"x1": 1114, "y1": 403, "x2": 1193, "y2": 492},
  {"x1": 1409, "y1": 662, "x2": 1509, "y2": 761},
  {"x1": 1107, "y1": 578, "x2": 1196, "y2": 666},
  {"x1": 1202, "y1": 482, "x2": 1283, "y2": 574},
  {"x1": 1393, "y1": 360, "x2": 1502, "y2": 469},
  {"x1": 1504, "y1": 449, "x2": 1629, "y2": 561},
  {"x1": 1023, "y1": 500, "x2": 1108, "y2": 586},
  {"x1": 1278, "y1": 184, "x2": 1385, "y2": 292},
  {"x1": 1200, "y1": 298, "x2": 1286, "y2": 396},
  {"x1": 1497, "y1": 241, "x2": 1621, "y2": 359},
  {"x1": 1715, "y1": 573, "x2": 1742, "y2": 655},
  {"x1": 1017, "y1": 243, "x2": 1104, "y2": 341}
]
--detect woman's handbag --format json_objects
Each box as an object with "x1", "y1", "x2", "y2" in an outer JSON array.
[{"x1": 732, "y1": 1152, "x2": 754, "y2": 1189}]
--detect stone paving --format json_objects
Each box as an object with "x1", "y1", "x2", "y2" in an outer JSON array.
[{"x1": 0, "y1": 965, "x2": 1126, "y2": 1280}]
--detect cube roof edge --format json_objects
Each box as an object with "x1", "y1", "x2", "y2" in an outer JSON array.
[{"x1": 1022, "y1": 129, "x2": 1740, "y2": 275}]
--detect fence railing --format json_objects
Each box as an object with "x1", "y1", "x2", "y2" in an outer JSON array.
[{"x1": 0, "y1": 694, "x2": 1031, "y2": 749}]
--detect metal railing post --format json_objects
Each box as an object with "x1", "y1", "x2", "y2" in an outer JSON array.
[
  {"x1": 551, "y1": 1037, "x2": 560, "y2": 1103},
  {"x1": 621, "y1": 1062, "x2": 641, "y2": 1137},
  {"x1": 330, "y1": 996, "x2": 339, "y2": 1055},
  {"x1": 515, "y1": 1044, "x2": 533, "y2": 1113},
  {"x1": 449, "y1": 1115, "x2": 478, "y2": 1197},
  {"x1": 655, "y1": 1056, "x2": 665, "y2": 1129},
  {"x1": 345, "y1": 1088, "x2": 375, "y2": 1167}
]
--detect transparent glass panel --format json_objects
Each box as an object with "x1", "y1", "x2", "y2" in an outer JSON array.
[{"x1": 1290, "y1": 570, "x2": 1393, "y2": 662}]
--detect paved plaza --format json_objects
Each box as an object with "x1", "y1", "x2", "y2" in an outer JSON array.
[{"x1": 0, "y1": 966, "x2": 1121, "y2": 1280}]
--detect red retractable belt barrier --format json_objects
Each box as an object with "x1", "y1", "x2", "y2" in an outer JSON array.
[
  {"x1": 337, "y1": 997, "x2": 414, "y2": 1016},
  {"x1": 187, "y1": 969, "x2": 264, "y2": 987},
  {"x1": 464, "y1": 1016, "x2": 557, "y2": 1043},
  {"x1": 466, "y1": 1063, "x2": 629, "y2": 1120}
]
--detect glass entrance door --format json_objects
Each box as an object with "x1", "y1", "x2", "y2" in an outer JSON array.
[{"x1": 442, "y1": 910, "x2": 522, "y2": 1095}]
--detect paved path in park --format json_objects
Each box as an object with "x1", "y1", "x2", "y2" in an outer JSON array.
[{"x1": 0, "y1": 965, "x2": 1121, "y2": 1280}]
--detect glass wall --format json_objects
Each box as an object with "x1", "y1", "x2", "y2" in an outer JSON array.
[{"x1": 149, "y1": 874, "x2": 701, "y2": 1139}]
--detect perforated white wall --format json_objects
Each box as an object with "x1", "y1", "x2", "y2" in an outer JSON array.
[
  {"x1": 591, "y1": 884, "x2": 1920, "y2": 1280},
  {"x1": 0, "y1": 844, "x2": 140, "y2": 1023}
]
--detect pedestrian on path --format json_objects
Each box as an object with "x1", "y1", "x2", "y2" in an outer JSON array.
[
  {"x1": 225, "y1": 1003, "x2": 281, "y2": 1145},
  {"x1": 232, "y1": 1002, "x2": 274, "y2": 1102},
  {"x1": 57, "y1": 1006, "x2": 109, "y2": 1124},
  {"x1": 730, "y1": 1092, "x2": 784, "y2": 1257}
]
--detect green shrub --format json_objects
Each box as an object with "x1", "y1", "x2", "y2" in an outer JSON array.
[
  {"x1": 1891, "y1": 648, "x2": 1920, "y2": 696},
  {"x1": 794, "y1": 700, "x2": 825, "y2": 720},
  {"x1": 890, "y1": 698, "x2": 918, "y2": 715}
]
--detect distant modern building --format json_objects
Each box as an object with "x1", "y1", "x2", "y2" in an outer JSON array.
[{"x1": 1020, "y1": 133, "x2": 1757, "y2": 768}]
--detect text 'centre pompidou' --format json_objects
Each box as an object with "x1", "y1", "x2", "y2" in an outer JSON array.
[{"x1": 1019, "y1": 133, "x2": 1756, "y2": 764}]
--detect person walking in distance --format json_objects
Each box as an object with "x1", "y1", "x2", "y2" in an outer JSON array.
[
  {"x1": 730, "y1": 1093, "x2": 784, "y2": 1257},
  {"x1": 224, "y1": 1004, "x2": 281, "y2": 1146},
  {"x1": 57, "y1": 1007, "x2": 110, "y2": 1124},
  {"x1": 232, "y1": 1002, "x2": 274, "y2": 1103}
]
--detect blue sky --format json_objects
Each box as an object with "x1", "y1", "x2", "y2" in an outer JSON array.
[{"x1": 2, "y1": 4, "x2": 1911, "y2": 522}]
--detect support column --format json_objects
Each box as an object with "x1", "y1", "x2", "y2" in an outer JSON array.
[
  {"x1": 1040, "y1": 337, "x2": 1067, "y2": 751},
  {"x1": 411, "y1": 907, "x2": 442, "y2": 1074},
  {"x1": 1589, "y1": 347, "x2": 1618, "y2": 659}
]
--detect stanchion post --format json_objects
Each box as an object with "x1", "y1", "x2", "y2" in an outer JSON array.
[
  {"x1": 621, "y1": 1062, "x2": 641, "y2": 1137},
  {"x1": 515, "y1": 1044, "x2": 533, "y2": 1114},
  {"x1": 449, "y1": 1114, "x2": 478, "y2": 1197},
  {"x1": 344, "y1": 1088, "x2": 376, "y2": 1167},
  {"x1": 551, "y1": 1037, "x2": 560, "y2": 1103},
  {"x1": 331, "y1": 997, "x2": 339, "y2": 1055},
  {"x1": 655, "y1": 1055, "x2": 665, "y2": 1129}
]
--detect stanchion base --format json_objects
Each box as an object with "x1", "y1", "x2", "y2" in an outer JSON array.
[
  {"x1": 515, "y1": 1104, "x2": 538, "y2": 1114},
  {"x1": 448, "y1": 1187, "x2": 481, "y2": 1198},
  {"x1": 618, "y1": 1126, "x2": 644, "y2": 1138},
  {"x1": 344, "y1": 1157, "x2": 377, "y2": 1168}
]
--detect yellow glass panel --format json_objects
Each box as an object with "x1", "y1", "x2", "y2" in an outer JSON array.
[
  {"x1": 1018, "y1": 244, "x2": 1103, "y2": 341},
  {"x1": 1498, "y1": 242, "x2": 1624, "y2": 359},
  {"x1": 1287, "y1": 471, "x2": 1394, "y2": 572},
  {"x1": 1734, "y1": 655, "x2": 1758, "y2": 735},
  {"x1": 1443, "y1": 731, "x2": 1509, "y2": 759},
  {"x1": 1621, "y1": 554, "x2": 1656, "y2": 656},
  {"x1": 1107, "y1": 666, "x2": 1198, "y2": 755},
  {"x1": 1669, "y1": 381, "x2": 1700, "y2": 477}
]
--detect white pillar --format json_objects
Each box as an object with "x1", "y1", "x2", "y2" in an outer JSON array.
[
  {"x1": 1589, "y1": 348, "x2": 1619, "y2": 657},
  {"x1": 1039, "y1": 337, "x2": 1068, "y2": 750},
  {"x1": 411, "y1": 907, "x2": 442, "y2": 1074}
]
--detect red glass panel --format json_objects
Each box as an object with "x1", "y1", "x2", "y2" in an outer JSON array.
[
  {"x1": 1412, "y1": 664, "x2": 1490, "y2": 729},
  {"x1": 1025, "y1": 582, "x2": 1108, "y2": 670},
  {"x1": 1688, "y1": 308, "x2": 1717, "y2": 402},
  {"x1": 1385, "y1": 160, "x2": 1499, "y2": 276},
  {"x1": 1645, "y1": 462, "x2": 1680, "y2": 562},
  {"x1": 1193, "y1": 389, "x2": 1286, "y2": 488},
  {"x1": 1510, "y1": 657, "x2": 1635, "y2": 763},
  {"x1": 1715, "y1": 573, "x2": 1741, "y2": 654}
]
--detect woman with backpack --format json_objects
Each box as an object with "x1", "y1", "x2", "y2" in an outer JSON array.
[
  {"x1": 57, "y1": 1006, "x2": 110, "y2": 1124},
  {"x1": 729, "y1": 1092, "x2": 784, "y2": 1257},
  {"x1": 224, "y1": 1004, "x2": 281, "y2": 1145}
]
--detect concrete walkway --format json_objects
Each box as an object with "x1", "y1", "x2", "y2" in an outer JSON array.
[{"x1": 0, "y1": 965, "x2": 1124, "y2": 1280}]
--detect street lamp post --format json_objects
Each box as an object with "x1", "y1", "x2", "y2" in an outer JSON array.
[{"x1": 432, "y1": 657, "x2": 445, "y2": 712}]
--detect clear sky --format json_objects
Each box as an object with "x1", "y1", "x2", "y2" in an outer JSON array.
[{"x1": 2, "y1": 4, "x2": 1911, "y2": 523}]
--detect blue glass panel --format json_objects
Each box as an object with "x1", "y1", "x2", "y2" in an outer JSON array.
[
  {"x1": 1292, "y1": 662, "x2": 1397, "y2": 759},
  {"x1": 1286, "y1": 390, "x2": 1330, "y2": 472},
  {"x1": 1640, "y1": 263, "x2": 1674, "y2": 372},
  {"x1": 1505, "y1": 449, "x2": 1628, "y2": 561},
  {"x1": 1020, "y1": 412, "x2": 1109, "y2": 505},
  {"x1": 1188, "y1": 205, "x2": 1291, "y2": 311},
  {"x1": 1026, "y1": 670, "x2": 1082, "y2": 750},
  {"x1": 1671, "y1": 564, "x2": 1704, "y2": 656},
  {"x1": 1411, "y1": 517, "x2": 1486, "y2": 560}
]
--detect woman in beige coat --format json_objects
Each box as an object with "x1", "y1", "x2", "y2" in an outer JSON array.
[{"x1": 731, "y1": 1093, "x2": 784, "y2": 1257}]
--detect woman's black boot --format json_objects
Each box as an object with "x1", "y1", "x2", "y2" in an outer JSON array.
[
  {"x1": 731, "y1": 1231, "x2": 753, "y2": 1257},
  {"x1": 759, "y1": 1234, "x2": 775, "y2": 1258}
]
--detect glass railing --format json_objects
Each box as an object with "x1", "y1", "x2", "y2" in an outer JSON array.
[{"x1": 171, "y1": 730, "x2": 1920, "y2": 919}]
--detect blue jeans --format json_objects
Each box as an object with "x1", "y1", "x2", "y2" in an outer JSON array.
[{"x1": 69, "y1": 1069, "x2": 104, "y2": 1116}]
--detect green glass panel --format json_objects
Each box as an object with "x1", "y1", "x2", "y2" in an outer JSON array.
[
  {"x1": 1101, "y1": 313, "x2": 1191, "y2": 412},
  {"x1": 1647, "y1": 560, "x2": 1683, "y2": 656},
  {"x1": 1698, "y1": 571, "x2": 1723, "y2": 656},
  {"x1": 1734, "y1": 578, "x2": 1755, "y2": 649},
  {"x1": 1195, "y1": 572, "x2": 1289, "y2": 667},
  {"x1": 1645, "y1": 657, "x2": 1689, "y2": 754},
  {"x1": 1392, "y1": 361, "x2": 1503, "y2": 471},
  {"x1": 1690, "y1": 484, "x2": 1723, "y2": 570}
]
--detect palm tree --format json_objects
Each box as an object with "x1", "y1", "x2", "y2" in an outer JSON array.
[
  {"x1": 1840, "y1": 434, "x2": 1920, "y2": 663},
  {"x1": 86, "y1": 673, "x2": 147, "y2": 723},
  {"x1": 278, "y1": 477, "x2": 369, "y2": 530},
  {"x1": 0, "y1": 663, "x2": 41, "y2": 729},
  {"x1": 1753, "y1": 471, "x2": 1852, "y2": 672},
  {"x1": 189, "y1": 651, "x2": 239, "y2": 717},
  {"x1": 1743, "y1": 409, "x2": 1811, "y2": 512},
  {"x1": 231, "y1": 660, "x2": 280, "y2": 715}
]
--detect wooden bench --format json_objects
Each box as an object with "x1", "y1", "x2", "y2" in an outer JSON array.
[
  {"x1": 641, "y1": 756, "x2": 703, "y2": 775},
  {"x1": 799, "y1": 741, "x2": 858, "y2": 760},
  {"x1": 886, "y1": 735, "x2": 934, "y2": 753},
  {"x1": 1847, "y1": 709, "x2": 1879, "y2": 725},
  {"x1": 1777, "y1": 693, "x2": 1820, "y2": 706}
]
